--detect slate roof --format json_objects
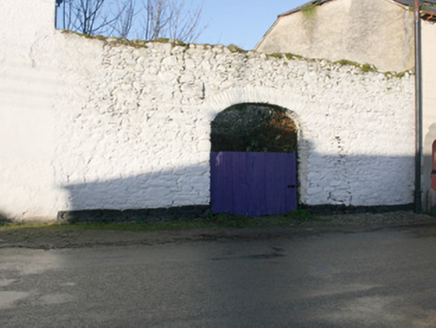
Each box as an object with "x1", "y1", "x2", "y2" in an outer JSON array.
[{"x1": 279, "y1": 0, "x2": 436, "y2": 18}]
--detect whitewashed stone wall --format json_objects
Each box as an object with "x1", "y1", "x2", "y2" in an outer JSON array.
[
  {"x1": 0, "y1": 0, "x2": 59, "y2": 220},
  {"x1": 0, "y1": 0, "x2": 415, "y2": 220},
  {"x1": 54, "y1": 34, "x2": 415, "y2": 211}
]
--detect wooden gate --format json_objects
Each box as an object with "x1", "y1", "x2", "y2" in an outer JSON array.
[{"x1": 210, "y1": 152, "x2": 298, "y2": 216}]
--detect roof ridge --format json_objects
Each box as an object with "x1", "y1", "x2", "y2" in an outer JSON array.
[
  {"x1": 278, "y1": 0, "x2": 333, "y2": 18},
  {"x1": 278, "y1": 0, "x2": 436, "y2": 18}
]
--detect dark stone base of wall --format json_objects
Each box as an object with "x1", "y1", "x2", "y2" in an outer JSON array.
[
  {"x1": 0, "y1": 212, "x2": 12, "y2": 224},
  {"x1": 57, "y1": 203, "x2": 416, "y2": 223},
  {"x1": 57, "y1": 205, "x2": 212, "y2": 223},
  {"x1": 301, "y1": 204, "x2": 414, "y2": 214}
]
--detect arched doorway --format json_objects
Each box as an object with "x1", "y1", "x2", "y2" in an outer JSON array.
[{"x1": 210, "y1": 103, "x2": 298, "y2": 216}]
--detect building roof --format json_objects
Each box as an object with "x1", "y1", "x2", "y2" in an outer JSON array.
[
  {"x1": 278, "y1": 0, "x2": 333, "y2": 17},
  {"x1": 278, "y1": 0, "x2": 436, "y2": 18},
  {"x1": 395, "y1": 0, "x2": 436, "y2": 17}
]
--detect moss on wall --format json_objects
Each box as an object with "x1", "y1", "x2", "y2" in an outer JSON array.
[
  {"x1": 63, "y1": 29, "x2": 412, "y2": 79},
  {"x1": 61, "y1": 30, "x2": 189, "y2": 49},
  {"x1": 300, "y1": 3, "x2": 318, "y2": 16}
]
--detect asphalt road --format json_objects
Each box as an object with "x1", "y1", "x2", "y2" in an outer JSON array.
[{"x1": 2, "y1": 225, "x2": 436, "y2": 327}]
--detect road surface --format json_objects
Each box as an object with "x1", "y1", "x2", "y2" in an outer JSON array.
[{"x1": 1, "y1": 224, "x2": 436, "y2": 327}]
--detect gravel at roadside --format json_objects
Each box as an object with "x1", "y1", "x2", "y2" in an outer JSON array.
[{"x1": 0, "y1": 211, "x2": 435, "y2": 250}]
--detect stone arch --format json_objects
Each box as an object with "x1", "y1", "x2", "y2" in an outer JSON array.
[
  {"x1": 205, "y1": 87, "x2": 311, "y2": 214},
  {"x1": 211, "y1": 103, "x2": 298, "y2": 153},
  {"x1": 204, "y1": 87, "x2": 306, "y2": 125},
  {"x1": 203, "y1": 86, "x2": 309, "y2": 152},
  {"x1": 203, "y1": 87, "x2": 310, "y2": 204}
]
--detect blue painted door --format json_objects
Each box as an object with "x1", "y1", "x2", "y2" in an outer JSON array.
[{"x1": 210, "y1": 152, "x2": 298, "y2": 216}]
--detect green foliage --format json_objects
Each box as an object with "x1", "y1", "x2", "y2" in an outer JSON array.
[
  {"x1": 406, "y1": 4, "x2": 436, "y2": 12},
  {"x1": 207, "y1": 210, "x2": 323, "y2": 228},
  {"x1": 154, "y1": 37, "x2": 171, "y2": 42},
  {"x1": 361, "y1": 64, "x2": 377, "y2": 73},
  {"x1": 227, "y1": 44, "x2": 246, "y2": 53},
  {"x1": 300, "y1": 3, "x2": 318, "y2": 16},
  {"x1": 395, "y1": 71, "x2": 407, "y2": 79},
  {"x1": 421, "y1": 4, "x2": 431, "y2": 12},
  {"x1": 69, "y1": 219, "x2": 211, "y2": 231},
  {"x1": 0, "y1": 208, "x2": 331, "y2": 232},
  {"x1": 211, "y1": 104, "x2": 298, "y2": 153},
  {"x1": 381, "y1": 70, "x2": 412, "y2": 79},
  {"x1": 154, "y1": 38, "x2": 187, "y2": 47},
  {"x1": 0, "y1": 210, "x2": 325, "y2": 231},
  {"x1": 209, "y1": 213, "x2": 253, "y2": 228},
  {"x1": 284, "y1": 209, "x2": 314, "y2": 221},
  {"x1": 335, "y1": 59, "x2": 360, "y2": 67},
  {"x1": 63, "y1": 30, "x2": 190, "y2": 49},
  {"x1": 285, "y1": 53, "x2": 303, "y2": 60},
  {"x1": 335, "y1": 59, "x2": 378, "y2": 73}
]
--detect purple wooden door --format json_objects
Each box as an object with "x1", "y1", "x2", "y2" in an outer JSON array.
[{"x1": 210, "y1": 152, "x2": 298, "y2": 216}]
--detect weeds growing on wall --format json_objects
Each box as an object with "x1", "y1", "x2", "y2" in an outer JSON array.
[
  {"x1": 334, "y1": 59, "x2": 377, "y2": 73},
  {"x1": 227, "y1": 44, "x2": 247, "y2": 53}
]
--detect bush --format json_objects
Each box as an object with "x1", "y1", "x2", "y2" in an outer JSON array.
[{"x1": 211, "y1": 104, "x2": 298, "y2": 153}]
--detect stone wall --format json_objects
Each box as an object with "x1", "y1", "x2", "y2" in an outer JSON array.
[
  {"x1": 0, "y1": 0, "x2": 59, "y2": 220},
  {"x1": 0, "y1": 0, "x2": 416, "y2": 220}
]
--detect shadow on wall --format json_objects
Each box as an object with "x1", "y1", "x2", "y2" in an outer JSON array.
[
  {"x1": 58, "y1": 165, "x2": 211, "y2": 223},
  {"x1": 56, "y1": 153, "x2": 423, "y2": 222}
]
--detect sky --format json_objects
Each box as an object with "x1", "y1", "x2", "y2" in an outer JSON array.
[
  {"x1": 193, "y1": 0, "x2": 308, "y2": 50},
  {"x1": 56, "y1": 0, "x2": 309, "y2": 50}
]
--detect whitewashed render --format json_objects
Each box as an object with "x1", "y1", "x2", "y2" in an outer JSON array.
[
  {"x1": 0, "y1": 0, "x2": 415, "y2": 220},
  {"x1": 255, "y1": 0, "x2": 416, "y2": 73}
]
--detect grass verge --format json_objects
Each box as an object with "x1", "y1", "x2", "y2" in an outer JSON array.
[{"x1": 0, "y1": 210, "x2": 327, "y2": 232}]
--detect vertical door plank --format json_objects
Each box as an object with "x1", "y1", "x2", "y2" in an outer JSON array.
[{"x1": 211, "y1": 152, "x2": 297, "y2": 216}]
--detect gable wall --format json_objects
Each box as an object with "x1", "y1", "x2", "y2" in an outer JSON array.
[{"x1": 256, "y1": 0, "x2": 415, "y2": 72}]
